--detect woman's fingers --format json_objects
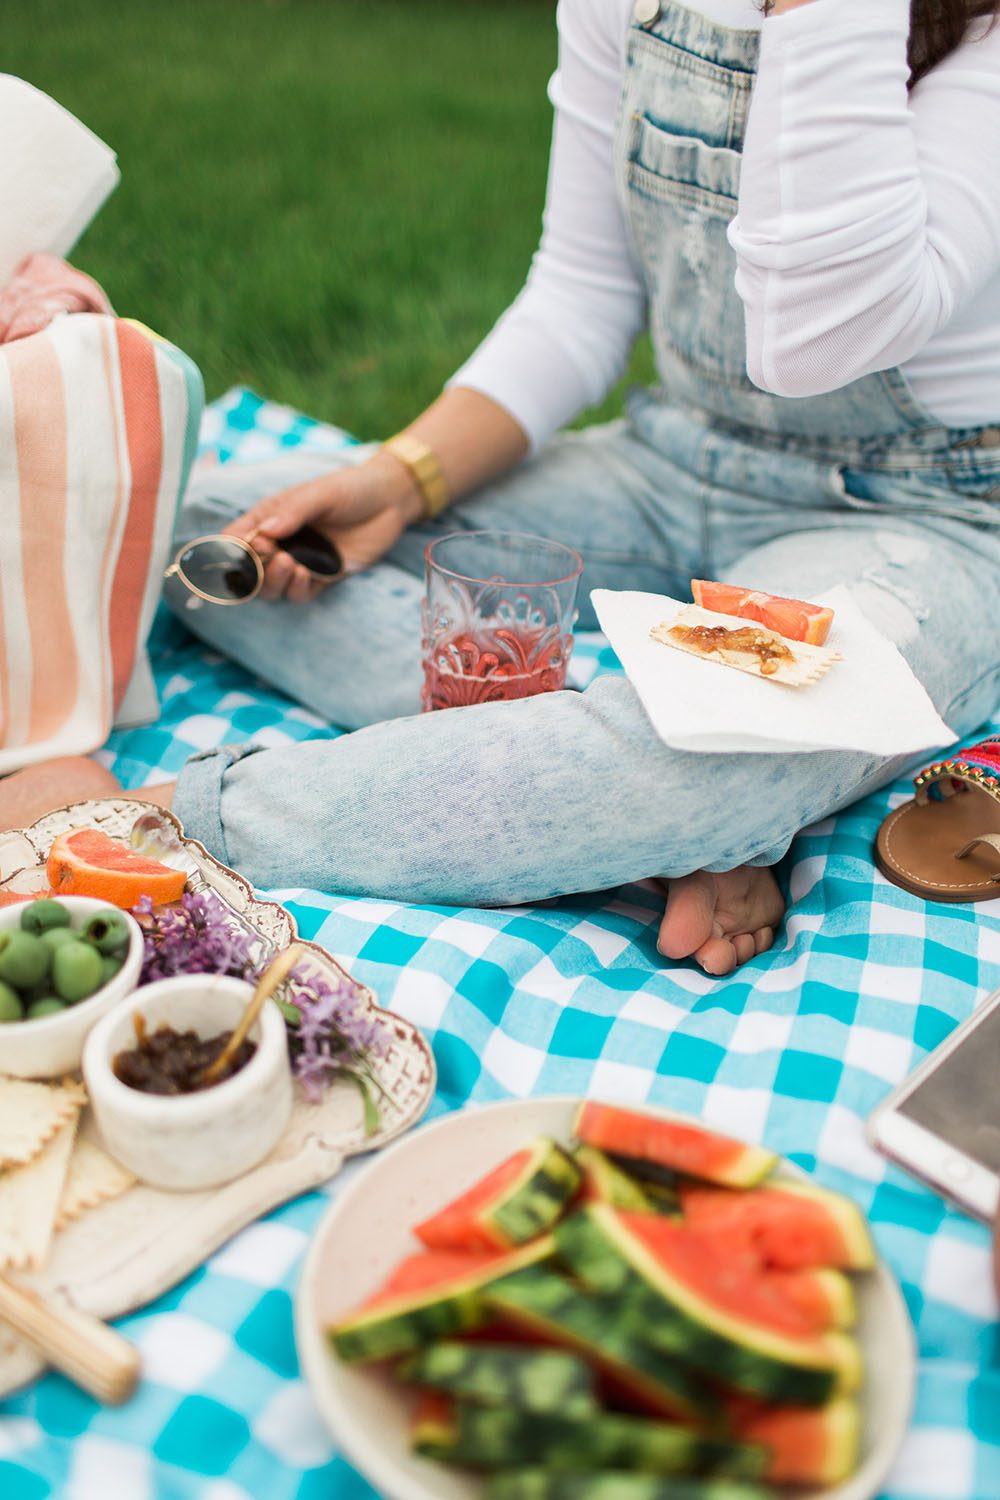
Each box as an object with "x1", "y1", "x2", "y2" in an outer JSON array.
[
  {"x1": 259, "y1": 548, "x2": 298, "y2": 601},
  {"x1": 225, "y1": 475, "x2": 333, "y2": 544},
  {"x1": 285, "y1": 566, "x2": 326, "y2": 606}
]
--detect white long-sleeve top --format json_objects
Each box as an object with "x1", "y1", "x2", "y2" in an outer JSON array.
[{"x1": 449, "y1": 0, "x2": 1000, "y2": 449}]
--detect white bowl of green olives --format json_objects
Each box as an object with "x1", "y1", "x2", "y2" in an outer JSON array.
[{"x1": 0, "y1": 896, "x2": 143, "y2": 1079}]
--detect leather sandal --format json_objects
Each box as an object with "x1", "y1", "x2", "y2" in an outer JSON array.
[{"x1": 875, "y1": 736, "x2": 1000, "y2": 902}]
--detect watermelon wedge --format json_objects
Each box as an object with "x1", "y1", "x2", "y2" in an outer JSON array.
[
  {"x1": 414, "y1": 1136, "x2": 581, "y2": 1252},
  {"x1": 398, "y1": 1341, "x2": 599, "y2": 1417},
  {"x1": 485, "y1": 1265, "x2": 718, "y2": 1426},
  {"x1": 574, "y1": 1103, "x2": 777, "y2": 1190},
  {"x1": 411, "y1": 1393, "x2": 767, "y2": 1477},
  {"x1": 726, "y1": 1396, "x2": 861, "y2": 1486},
  {"x1": 555, "y1": 1207, "x2": 862, "y2": 1405},
  {"x1": 574, "y1": 1145, "x2": 654, "y2": 1212},
  {"x1": 691, "y1": 581, "x2": 835, "y2": 646},
  {"x1": 679, "y1": 1181, "x2": 876, "y2": 1271},
  {"x1": 485, "y1": 1477, "x2": 774, "y2": 1500},
  {"x1": 329, "y1": 1235, "x2": 555, "y2": 1362}
]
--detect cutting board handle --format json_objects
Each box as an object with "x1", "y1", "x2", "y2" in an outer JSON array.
[{"x1": 0, "y1": 1276, "x2": 140, "y2": 1405}]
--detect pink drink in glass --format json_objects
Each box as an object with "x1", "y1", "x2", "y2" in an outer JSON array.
[{"x1": 421, "y1": 532, "x2": 583, "y2": 712}]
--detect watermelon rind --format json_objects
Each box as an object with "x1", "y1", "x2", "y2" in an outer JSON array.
[
  {"x1": 574, "y1": 1103, "x2": 777, "y2": 1189},
  {"x1": 397, "y1": 1341, "x2": 599, "y2": 1418},
  {"x1": 555, "y1": 1207, "x2": 862, "y2": 1405},
  {"x1": 490, "y1": 1138, "x2": 581, "y2": 1246},
  {"x1": 574, "y1": 1145, "x2": 654, "y2": 1212},
  {"x1": 771, "y1": 1267, "x2": 857, "y2": 1330},
  {"x1": 486, "y1": 1266, "x2": 718, "y2": 1426},
  {"x1": 815, "y1": 1269, "x2": 858, "y2": 1329},
  {"x1": 486, "y1": 1474, "x2": 775, "y2": 1500},
  {"x1": 413, "y1": 1400, "x2": 768, "y2": 1477},
  {"x1": 416, "y1": 1136, "x2": 581, "y2": 1252},
  {"x1": 329, "y1": 1235, "x2": 555, "y2": 1363}
]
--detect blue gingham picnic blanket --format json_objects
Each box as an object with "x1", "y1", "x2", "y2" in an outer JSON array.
[{"x1": 3, "y1": 388, "x2": 1000, "y2": 1500}]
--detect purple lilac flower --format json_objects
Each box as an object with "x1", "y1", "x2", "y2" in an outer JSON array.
[
  {"x1": 134, "y1": 891, "x2": 254, "y2": 983},
  {"x1": 134, "y1": 892, "x2": 385, "y2": 1115},
  {"x1": 282, "y1": 968, "x2": 387, "y2": 1102}
]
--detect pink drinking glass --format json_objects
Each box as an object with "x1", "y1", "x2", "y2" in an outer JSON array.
[{"x1": 421, "y1": 531, "x2": 584, "y2": 712}]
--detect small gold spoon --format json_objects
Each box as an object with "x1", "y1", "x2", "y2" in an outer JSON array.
[{"x1": 194, "y1": 942, "x2": 304, "y2": 1089}]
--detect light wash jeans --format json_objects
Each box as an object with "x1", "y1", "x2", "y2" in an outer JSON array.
[{"x1": 168, "y1": 392, "x2": 1000, "y2": 905}]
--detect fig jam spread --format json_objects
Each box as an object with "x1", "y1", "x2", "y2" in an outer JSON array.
[
  {"x1": 668, "y1": 623, "x2": 794, "y2": 677},
  {"x1": 113, "y1": 1014, "x2": 257, "y2": 1095}
]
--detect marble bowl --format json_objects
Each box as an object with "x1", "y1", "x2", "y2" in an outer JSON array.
[
  {"x1": 0, "y1": 896, "x2": 143, "y2": 1079},
  {"x1": 82, "y1": 974, "x2": 293, "y2": 1190}
]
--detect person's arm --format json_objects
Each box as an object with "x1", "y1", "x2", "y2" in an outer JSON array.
[
  {"x1": 729, "y1": 0, "x2": 1000, "y2": 397},
  {"x1": 230, "y1": 0, "x2": 644, "y2": 601}
]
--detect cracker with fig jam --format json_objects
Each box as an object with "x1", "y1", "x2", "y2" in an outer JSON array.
[{"x1": 650, "y1": 604, "x2": 841, "y2": 688}]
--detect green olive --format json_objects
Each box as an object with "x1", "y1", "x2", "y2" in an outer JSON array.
[
  {"x1": 82, "y1": 910, "x2": 131, "y2": 956},
  {"x1": 0, "y1": 981, "x2": 23, "y2": 1022},
  {"x1": 0, "y1": 931, "x2": 50, "y2": 990},
  {"x1": 41, "y1": 926, "x2": 77, "y2": 954},
  {"x1": 52, "y1": 940, "x2": 103, "y2": 1004},
  {"x1": 99, "y1": 955, "x2": 122, "y2": 985},
  {"x1": 20, "y1": 899, "x2": 72, "y2": 935},
  {"x1": 26, "y1": 997, "x2": 68, "y2": 1019}
]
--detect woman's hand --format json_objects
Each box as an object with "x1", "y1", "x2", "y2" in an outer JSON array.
[
  {"x1": 224, "y1": 388, "x2": 531, "y2": 603},
  {"x1": 0, "y1": 253, "x2": 112, "y2": 344},
  {"x1": 223, "y1": 448, "x2": 425, "y2": 603},
  {"x1": 768, "y1": 1, "x2": 820, "y2": 12}
]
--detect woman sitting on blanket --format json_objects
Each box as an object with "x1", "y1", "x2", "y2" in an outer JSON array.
[{"x1": 6, "y1": 0, "x2": 1000, "y2": 978}]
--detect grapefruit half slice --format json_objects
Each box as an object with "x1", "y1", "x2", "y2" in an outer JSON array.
[{"x1": 46, "y1": 828, "x2": 187, "y2": 909}]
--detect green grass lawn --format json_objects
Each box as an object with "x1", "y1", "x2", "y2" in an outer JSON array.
[{"x1": 6, "y1": 0, "x2": 652, "y2": 439}]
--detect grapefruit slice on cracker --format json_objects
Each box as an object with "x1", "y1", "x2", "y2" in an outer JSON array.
[{"x1": 692, "y1": 580, "x2": 835, "y2": 646}]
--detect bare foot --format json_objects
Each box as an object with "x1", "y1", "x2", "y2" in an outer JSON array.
[
  {"x1": 657, "y1": 866, "x2": 785, "y2": 977},
  {"x1": 0, "y1": 756, "x2": 123, "y2": 832}
]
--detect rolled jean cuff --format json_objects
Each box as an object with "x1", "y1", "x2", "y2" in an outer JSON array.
[{"x1": 172, "y1": 743, "x2": 267, "y2": 866}]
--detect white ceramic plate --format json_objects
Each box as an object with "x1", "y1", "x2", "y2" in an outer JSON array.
[{"x1": 295, "y1": 1096, "x2": 916, "y2": 1500}]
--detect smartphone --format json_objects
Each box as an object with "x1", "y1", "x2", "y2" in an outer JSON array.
[{"x1": 867, "y1": 985, "x2": 1000, "y2": 1223}]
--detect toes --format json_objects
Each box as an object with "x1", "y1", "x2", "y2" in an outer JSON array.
[
  {"x1": 657, "y1": 871, "x2": 718, "y2": 960},
  {"x1": 754, "y1": 925, "x2": 775, "y2": 956},
  {"x1": 731, "y1": 932, "x2": 758, "y2": 966},
  {"x1": 695, "y1": 925, "x2": 775, "y2": 976},
  {"x1": 693, "y1": 935, "x2": 738, "y2": 976}
]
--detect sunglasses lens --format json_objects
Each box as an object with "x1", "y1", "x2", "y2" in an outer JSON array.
[
  {"x1": 280, "y1": 524, "x2": 342, "y2": 579},
  {"x1": 176, "y1": 539, "x2": 259, "y2": 602}
]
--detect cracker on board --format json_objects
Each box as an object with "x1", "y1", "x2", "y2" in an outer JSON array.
[
  {"x1": 0, "y1": 1113, "x2": 79, "y2": 1270},
  {"x1": 56, "y1": 1133, "x2": 136, "y2": 1230},
  {"x1": 0, "y1": 1076, "x2": 87, "y2": 1169},
  {"x1": 650, "y1": 604, "x2": 842, "y2": 688}
]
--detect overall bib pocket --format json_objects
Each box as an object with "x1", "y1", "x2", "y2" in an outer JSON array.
[{"x1": 623, "y1": 113, "x2": 749, "y2": 387}]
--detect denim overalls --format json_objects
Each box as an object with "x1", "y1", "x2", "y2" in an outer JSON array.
[{"x1": 171, "y1": 2, "x2": 1000, "y2": 904}]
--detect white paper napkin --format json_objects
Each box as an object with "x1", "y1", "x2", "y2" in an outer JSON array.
[
  {"x1": 591, "y1": 586, "x2": 954, "y2": 756},
  {"x1": 0, "y1": 76, "x2": 119, "y2": 287}
]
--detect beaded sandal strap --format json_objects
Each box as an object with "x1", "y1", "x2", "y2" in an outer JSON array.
[{"x1": 913, "y1": 735, "x2": 1000, "y2": 806}]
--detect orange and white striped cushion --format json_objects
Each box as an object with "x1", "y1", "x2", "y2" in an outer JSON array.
[{"x1": 0, "y1": 313, "x2": 203, "y2": 772}]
